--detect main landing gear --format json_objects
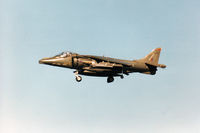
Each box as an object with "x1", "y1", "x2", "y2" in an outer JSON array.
[
  {"x1": 107, "y1": 74, "x2": 124, "y2": 83},
  {"x1": 74, "y1": 71, "x2": 82, "y2": 82},
  {"x1": 107, "y1": 76, "x2": 114, "y2": 83}
]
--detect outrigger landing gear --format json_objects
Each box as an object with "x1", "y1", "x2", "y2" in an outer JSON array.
[
  {"x1": 74, "y1": 71, "x2": 82, "y2": 82},
  {"x1": 107, "y1": 76, "x2": 114, "y2": 83}
]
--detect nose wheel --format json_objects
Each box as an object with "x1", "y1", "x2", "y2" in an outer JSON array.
[
  {"x1": 74, "y1": 71, "x2": 82, "y2": 82},
  {"x1": 76, "y1": 76, "x2": 82, "y2": 82}
]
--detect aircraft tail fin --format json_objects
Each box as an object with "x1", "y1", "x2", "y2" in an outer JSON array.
[{"x1": 139, "y1": 48, "x2": 162, "y2": 66}]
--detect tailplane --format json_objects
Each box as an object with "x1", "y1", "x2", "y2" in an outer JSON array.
[{"x1": 138, "y1": 48, "x2": 166, "y2": 68}]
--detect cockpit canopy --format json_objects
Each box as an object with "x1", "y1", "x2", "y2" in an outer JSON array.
[{"x1": 55, "y1": 51, "x2": 76, "y2": 58}]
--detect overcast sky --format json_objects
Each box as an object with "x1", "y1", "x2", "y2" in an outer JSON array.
[{"x1": 1, "y1": 0, "x2": 200, "y2": 133}]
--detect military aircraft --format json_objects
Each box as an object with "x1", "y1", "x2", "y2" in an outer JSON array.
[{"x1": 39, "y1": 48, "x2": 166, "y2": 83}]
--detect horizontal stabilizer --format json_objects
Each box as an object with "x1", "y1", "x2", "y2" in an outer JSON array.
[
  {"x1": 146, "y1": 63, "x2": 167, "y2": 69},
  {"x1": 157, "y1": 64, "x2": 167, "y2": 68}
]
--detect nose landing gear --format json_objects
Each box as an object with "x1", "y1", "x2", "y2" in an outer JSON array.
[
  {"x1": 76, "y1": 76, "x2": 82, "y2": 82},
  {"x1": 74, "y1": 71, "x2": 82, "y2": 82}
]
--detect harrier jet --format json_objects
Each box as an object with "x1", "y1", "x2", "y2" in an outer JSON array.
[{"x1": 39, "y1": 48, "x2": 166, "y2": 83}]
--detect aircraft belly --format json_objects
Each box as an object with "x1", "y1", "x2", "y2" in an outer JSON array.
[
  {"x1": 88, "y1": 68, "x2": 112, "y2": 72},
  {"x1": 79, "y1": 68, "x2": 121, "y2": 77}
]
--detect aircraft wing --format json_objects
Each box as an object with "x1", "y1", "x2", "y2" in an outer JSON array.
[{"x1": 77, "y1": 55, "x2": 132, "y2": 67}]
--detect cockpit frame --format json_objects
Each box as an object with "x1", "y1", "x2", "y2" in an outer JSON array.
[{"x1": 55, "y1": 51, "x2": 75, "y2": 58}]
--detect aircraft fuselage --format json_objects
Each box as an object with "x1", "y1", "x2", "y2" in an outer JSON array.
[{"x1": 39, "y1": 48, "x2": 166, "y2": 83}]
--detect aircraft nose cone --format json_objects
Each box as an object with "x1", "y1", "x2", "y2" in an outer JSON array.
[
  {"x1": 39, "y1": 57, "x2": 66, "y2": 66},
  {"x1": 39, "y1": 58, "x2": 51, "y2": 64},
  {"x1": 39, "y1": 59, "x2": 43, "y2": 64}
]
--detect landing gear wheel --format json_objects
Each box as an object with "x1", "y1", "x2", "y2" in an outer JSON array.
[
  {"x1": 120, "y1": 75, "x2": 124, "y2": 79},
  {"x1": 76, "y1": 76, "x2": 82, "y2": 82},
  {"x1": 107, "y1": 76, "x2": 114, "y2": 83}
]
